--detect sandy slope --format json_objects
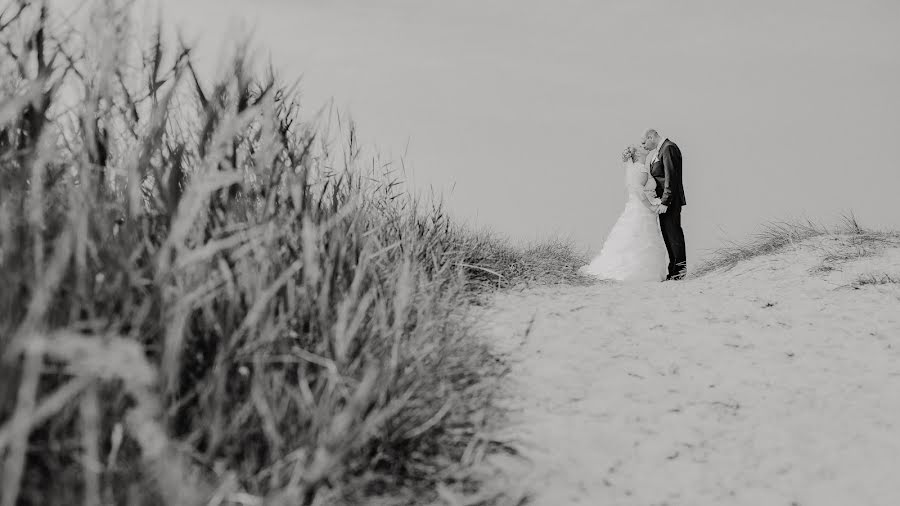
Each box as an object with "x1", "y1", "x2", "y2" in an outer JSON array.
[{"x1": 481, "y1": 235, "x2": 900, "y2": 506}]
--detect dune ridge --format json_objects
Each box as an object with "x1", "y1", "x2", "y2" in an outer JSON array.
[{"x1": 482, "y1": 230, "x2": 900, "y2": 506}]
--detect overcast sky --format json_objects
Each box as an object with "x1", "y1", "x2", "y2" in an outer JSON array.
[{"x1": 66, "y1": 0, "x2": 900, "y2": 262}]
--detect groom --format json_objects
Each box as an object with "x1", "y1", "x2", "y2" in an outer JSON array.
[{"x1": 641, "y1": 129, "x2": 687, "y2": 280}]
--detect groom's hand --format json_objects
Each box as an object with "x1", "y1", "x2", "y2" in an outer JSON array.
[{"x1": 658, "y1": 205, "x2": 668, "y2": 214}]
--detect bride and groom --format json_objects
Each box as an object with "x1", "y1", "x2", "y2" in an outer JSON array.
[{"x1": 582, "y1": 129, "x2": 687, "y2": 282}]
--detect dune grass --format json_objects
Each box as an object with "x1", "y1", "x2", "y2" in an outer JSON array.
[
  {"x1": 454, "y1": 229, "x2": 589, "y2": 292},
  {"x1": 852, "y1": 273, "x2": 900, "y2": 288},
  {"x1": 691, "y1": 214, "x2": 899, "y2": 278},
  {"x1": 690, "y1": 220, "x2": 828, "y2": 278},
  {"x1": 0, "y1": 3, "x2": 584, "y2": 505}
]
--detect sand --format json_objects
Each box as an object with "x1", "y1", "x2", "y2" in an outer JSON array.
[{"x1": 480, "y1": 234, "x2": 900, "y2": 506}]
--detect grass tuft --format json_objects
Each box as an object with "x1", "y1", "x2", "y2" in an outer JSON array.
[
  {"x1": 455, "y1": 230, "x2": 589, "y2": 292},
  {"x1": 692, "y1": 214, "x2": 898, "y2": 278},
  {"x1": 852, "y1": 273, "x2": 900, "y2": 288},
  {"x1": 0, "y1": 3, "x2": 582, "y2": 505}
]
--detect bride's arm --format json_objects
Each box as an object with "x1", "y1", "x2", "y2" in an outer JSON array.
[
  {"x1": 642, "y1": 172, "x2": 662, "y2": 209},
  {"x1": 627, "y1": 168, "x2": 661, "y2": 212}
]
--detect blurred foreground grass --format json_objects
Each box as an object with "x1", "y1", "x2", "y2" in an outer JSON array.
[{"x1": 0, "y1": 2, "x2": 585, "y2": 504}]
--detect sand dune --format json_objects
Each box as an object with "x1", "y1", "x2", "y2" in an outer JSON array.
[{"x1": 481, "y1": 233, "x2": 900, "y2": 506}]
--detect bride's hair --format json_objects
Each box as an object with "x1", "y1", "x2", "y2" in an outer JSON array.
[{"x1": 621, "y1": 145, "x2": 637, "y2": 162}]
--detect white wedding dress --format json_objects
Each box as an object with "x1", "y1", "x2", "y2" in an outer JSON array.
[{"x1": 581, "y1": 161, "x2": 669, "y2": 282}]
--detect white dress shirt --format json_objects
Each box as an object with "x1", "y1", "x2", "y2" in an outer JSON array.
[
  {"x1": 649, "y1": 136, "x2": 667, "y2": 164},
  {"x1": 649, "y1": 136, "x2": 669, "y2": 213}
]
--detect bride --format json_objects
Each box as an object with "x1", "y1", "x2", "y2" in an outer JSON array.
[{"x1": 581, "y1": 145, "x2": 669, "y2": 282}]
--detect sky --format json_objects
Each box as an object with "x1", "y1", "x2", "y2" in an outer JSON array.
[{"x1": 63, "y1": 0, "x2": 900, "y2": 263}]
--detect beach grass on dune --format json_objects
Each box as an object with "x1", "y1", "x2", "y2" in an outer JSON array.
[
  {"x1": 852, "y1": 273, "x2": 900, "y2": 288},
  {"x1": 455, "y1": 229, "x2": 589, "y2": 291},
  {"x1": 0, "y1": 3, "x2": 584, "y2": 505},
  {"x1": 690, "y1": 214, "x2": 900, "y2": 278}
]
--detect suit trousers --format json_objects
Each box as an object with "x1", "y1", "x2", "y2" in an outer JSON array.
[{"x1": 659, "y1": 206, "x2": 687, "y2": 279}]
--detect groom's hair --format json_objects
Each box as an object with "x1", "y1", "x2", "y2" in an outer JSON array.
[{"x1": 642, "y1": 128, "x2": 659, "y2": 140}]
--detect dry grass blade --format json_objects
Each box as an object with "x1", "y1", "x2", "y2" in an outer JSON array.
[
  {"x1": 175, "y1": 223, "x2": 268, "y2": 269},
  {"x1": 236, "y1": 258, "x2": 304, "y2": 338},
  {"x1": 404, "y1": 397, "x2": 456, "y2": 440},
  {"x1": 1, "y1": 341, "x2": 43, "y2": 506},
  {"x1": 0, "y1": 376, "x2": 93, "y2": 452},
  {"x1": 333, "y1": 288, "x2": 376, "y2": 365},
  {"x1": 80, "y1": 386, "x2": 102, "y2": 506}
]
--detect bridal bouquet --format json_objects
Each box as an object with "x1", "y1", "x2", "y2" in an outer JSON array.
[{"x1": 622, "y1": 145, "x2": 637, "y2": 162}]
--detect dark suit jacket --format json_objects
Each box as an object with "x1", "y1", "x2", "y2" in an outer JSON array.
[{"x1": 649, "y1": 139, "x2": 686, "y2": 207}]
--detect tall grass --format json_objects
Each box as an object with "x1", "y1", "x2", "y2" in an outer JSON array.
[
  {"x1": 0, "y1": 3, "x2": 583, "y2": 504},
  {"x1": 691, "y1": 214, "x2": 899, "y2": 278},
  {"x1": 453, "y1": 229, "x2": 589, "y2": 292}
]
